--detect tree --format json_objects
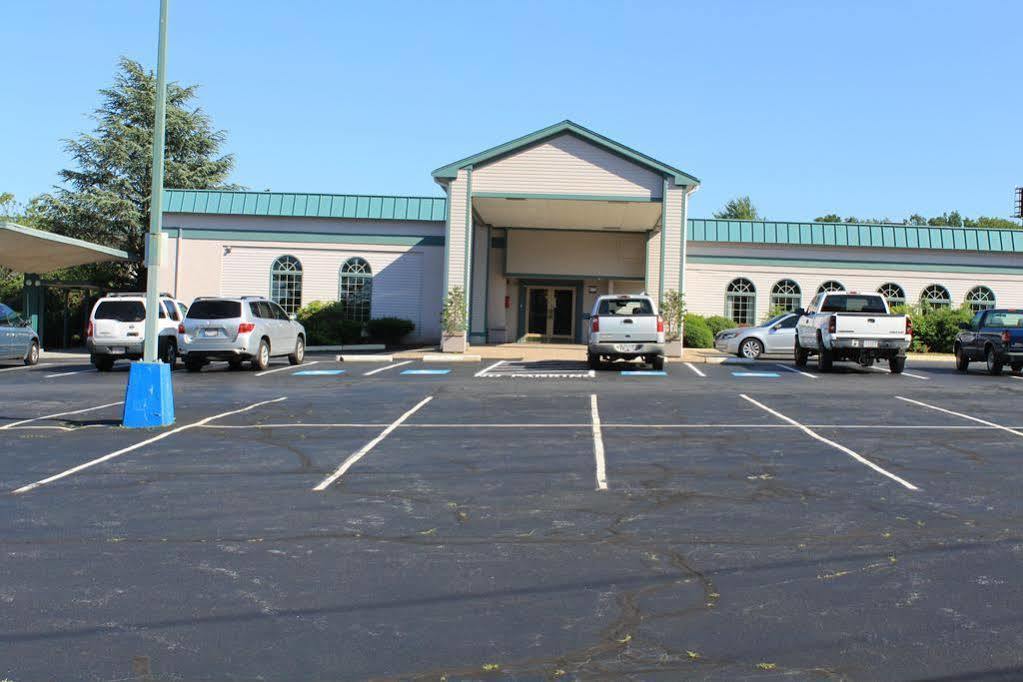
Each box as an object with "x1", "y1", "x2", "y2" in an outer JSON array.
[
  {"x1": 815, "y1": 214, "x2": 841, "y2": 223},
  {"x1": 36, "y1": 57, "x2": 235, "y2": 288},
  {"x1": 714, "y1": 196, "x2": 761, "y2": 220}
]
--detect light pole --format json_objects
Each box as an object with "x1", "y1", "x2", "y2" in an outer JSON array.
[{"x1": 122, "y1": 0, "x2": 175, "y2": 428}]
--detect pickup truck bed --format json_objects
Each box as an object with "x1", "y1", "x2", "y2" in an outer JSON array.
[{"x1": 795, "y1": 292, "x2": 912, "y2": 373}]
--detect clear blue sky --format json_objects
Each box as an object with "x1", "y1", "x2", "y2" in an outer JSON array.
[{"x1": 3, "y1": 0, "x2": 1021, "y2": 222}]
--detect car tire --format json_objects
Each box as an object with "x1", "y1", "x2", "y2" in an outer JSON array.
[
  {"x1": 587, "y1": 352, "x2": 600, "y2": 371},
  {"x1": 794, "y1": 339, "x2": 809, "y2": 367},
  {"x1": 889, "y1": 356, "x2": 906, "y2": 374},
  {"x1": 288, "y1": 336, "x2": 305, "y2": 365},
  {"x1": 986, "y1": 346, "x2": 1003, "y2": 376},
  {"x1": 817, "y1": 346, "x2": 833, "y2": 372},
  {"x1": 252, "y1": 338, "x2": 271, "y2": 371},
  {"x1": 1012, "y1": 363, "x2": 1023, "y2": 376},
  {"x1": 185, "y1": 357, "x2": 204, "y2": 373},
  {"x1": 739, "y1": 338, "x2": 764, "y2": 360},
  {"x1": 93, "y1": 356, "x2": 115, "y2": 372},
  {"x1": 652, "y1": 355, "x2": 665, "y2": 371},
  {"x1": 23, "y1": 340, "x2": 39, "y2": 366},
  {"x1": 159, "y1": 339, "x2": 177, "y2": 367},
  {"x1": 954, "y1": 344, "x2": 969, "y2": 373}
]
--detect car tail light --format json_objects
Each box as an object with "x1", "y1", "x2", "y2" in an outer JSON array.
[
  {"x1": 905, "y1": 317, "x2": 913, "y2": 336},
  {"x1": 591, "y1": 316, "x2": 599, "y2": 333},
  {"x1": 1002, "y1": 330, "x2": 1011, "y2": 345},
  {"x1": 85, "y1": 321, "x2": 93, "y2": 338},
  {"x1": 238, "y1": 322, "x2": 256, "y2": 334},
  {"x1": 177, "y1": 323, "x2": 185, "y2": 334},
  {"x1": 657, "y1": 316, "x2": 664, "y2": 333},
  {"x1": 828, "y1": 315, "x2": 836, "y2": 334}
]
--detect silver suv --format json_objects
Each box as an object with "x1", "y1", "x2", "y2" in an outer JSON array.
[{"x1": 178, "y1": 296, "x2": 306, "y2": 372}]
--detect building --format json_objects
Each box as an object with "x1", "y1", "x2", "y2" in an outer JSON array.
[{"x1": 158, "y1": 120, "x2": 1023, "y2": 345}]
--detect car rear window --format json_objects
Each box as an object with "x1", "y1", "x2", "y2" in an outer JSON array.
[
  {"x1": 186, "y1": 300, "x2": 242, "y2": 320},
  {"x1": 598, "y1": 298, "x2": 654, "y2": 316},
  {"x1": 820, "y1": 295, "x2": 887, "y2": 314},
  {"x1": 985, "y1": 312, "x2": 1023, "y2": 328},
  {"x1": 94, "y1": 300, "x2": 146, "y2": 322}
]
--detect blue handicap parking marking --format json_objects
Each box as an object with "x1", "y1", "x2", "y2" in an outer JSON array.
[
  {"x1": 294, "y1": 369, "x2": 346, "y2": 376},
  {"x1": 732, "y1": 371, "x2": 780, "y2": 378},
  {"x1": 401, "y1": 369, "x2": 451, "y2": 375},
  {"x1": 620, "y1": 370, "x2": 667, "y2": 376}
]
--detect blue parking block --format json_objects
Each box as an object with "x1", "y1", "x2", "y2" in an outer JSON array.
[
  {"x1": 401, "y1": 369, "x2": 451, "y2": 375},
  {"x1": 732, "y1": 372, "x2": 780, "y2": 377},
  {"x1": 294, "y1": 369, "x2": 346, "y2": 376},
  {"x1": 620, "y1": 370, "x2": 667, "y2": 376}
]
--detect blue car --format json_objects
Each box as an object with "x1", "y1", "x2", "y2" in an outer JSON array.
[
  {"x1": 954, "y1": 308, "x2": 1023, "y2": 375},
  {"x1": 0, "y1": 303, "x2": 40, "y2": 366}
]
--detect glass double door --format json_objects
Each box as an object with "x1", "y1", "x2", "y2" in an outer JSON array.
[{"x1": 525, "y1": 287, "x2": 575, "y2": 341}]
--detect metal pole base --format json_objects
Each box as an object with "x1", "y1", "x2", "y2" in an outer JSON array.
[{"x1": 122, "y1": 361, "x2": 175, "y2": 428}]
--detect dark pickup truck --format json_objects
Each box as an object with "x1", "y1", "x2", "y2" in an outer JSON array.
[{"x1": 954, "y1": 308, "x2": 1023, "y2": 375}]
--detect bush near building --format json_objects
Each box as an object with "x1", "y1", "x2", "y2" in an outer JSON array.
[
  {"x1": 367, "y1": 317, "x2": 415, "y2": 346},
  {"x1": 296, "y1": 301, "x2": 362, "y2": 345},
  {"x1": 892, "y1": 303, "x2": 972, "y2": 354},
  {"x1": 683, "y1": 313, "x2": 715, "y2": 348},
  {"x1": 703, "y1": 315, "x2": 736, "y2": 336}
]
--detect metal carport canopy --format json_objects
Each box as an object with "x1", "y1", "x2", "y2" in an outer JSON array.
[{"x1": 0, "y1": 221, "x2": 133, "y2": 272}]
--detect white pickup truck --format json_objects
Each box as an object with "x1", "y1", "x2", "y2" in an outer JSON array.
[
  {"x1": 794, "y1": 291, "x2": 912, "y2": 373},
  {"x1": 587, "y1": 294, "x2": 665, "y2": 370}
]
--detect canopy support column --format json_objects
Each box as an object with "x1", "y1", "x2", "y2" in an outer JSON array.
[{"x1": 22, "y1": 273, "x2": 45, "y2": 338}]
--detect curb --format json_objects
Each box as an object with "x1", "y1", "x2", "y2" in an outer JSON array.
[
  {"x1": 308, "y1": 344, "x2": 385, "y2": 352},
  {"x1": 423, "y1": 353, "x2": 482, "y2": 363}
]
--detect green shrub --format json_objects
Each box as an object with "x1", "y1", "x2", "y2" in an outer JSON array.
[
  {"x1": 704, "y1": 315, "x2": 736, "y2": 336},
  {"x1": 367, "y1": 317, "x2": 415, "y2": 346},
  {"x1": 296, "y1": 300, "x2": 363, "y2": 345},
  {"x1": 896, "y1": 303, "x2": 971, "y2": 353},
  {"x1": 683, "y1": 313, "x2": 714, "y2": 348},
  {"x1": 441, "y1": 286, "x2": 467, "y2": 334},
  {"x1": 660, "y1": 289, "x2": 686, "y2": 341}
]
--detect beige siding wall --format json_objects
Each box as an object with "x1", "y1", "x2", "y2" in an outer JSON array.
[
  {"x1": 661, "y1": 184, "x2": 686, "y2": 293},
  {"x1": 472, "y1": 133, "x2": 663, "y2": 198},
  {"x1": 444, "y1": 169, "x2": 471, "y2": 297},
  {"x1": 506, "y1": 229, "x2": 645, "y2": 279},
  {"x1": 645, "y1": 230, "x2": 661, "y2": 301},
  {"x1": 488, "y1": 237, "x2": 508, "y2": 343},
  {"x1": 163, "y1": 213, "x2": 444, "y2": 237},
  {"x1": 686, "y1": 258, "x2": 1023, "y2": 323}
]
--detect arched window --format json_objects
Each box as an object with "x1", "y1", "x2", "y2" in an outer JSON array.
[
  {"x1": 877, "y1": 283, "x2": 906, "y2": 308},
  {"x1": 339, "y1": 257, "x2": 373, "y2": 322},
  {"x1": 965, "y1": 285, "x2": 995, "y2": 313},
  {"x1": 920, "y1": 284, "x2": 951, "y2": 309},
  {"x1": 270, "y1": 255, "x2": 303, "y2": 314},
  {"x1": 817, "y1": 280, "x2": 845, "y2": 294},
  {"x1": 769, "y1": 279, "x2": 801, "y2": 313},
  {"x1": 726, "y1": 278, "x2": 756, "y2": 325}
]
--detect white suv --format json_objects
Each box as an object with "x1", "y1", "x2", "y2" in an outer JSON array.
[{"x1": 86, "y1": 293, "x2": 188, "y2": 371}]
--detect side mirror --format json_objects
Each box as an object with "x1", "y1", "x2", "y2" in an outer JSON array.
[{"x1": 794, "y1": 308, "x2": 806, "y2": 317}]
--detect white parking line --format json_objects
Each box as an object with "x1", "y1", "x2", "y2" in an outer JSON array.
[
  {"x1": 197, "y1": 421, "x2": 1013, "y2": 431},
  {"x1": 0, "y1": 401, "x2": 124, "y2": 431},
  {"x1": 896, "y1": 396, "x2": 1023, "y2": 438},
  {"x1": 683, "y1": 362, "x2": 706, "y2": 377},
  {"x1": 45, "y1": 367, "x2": 96, "y2": 378},
  {"x1": 11, "y1": 397, "x2": 287, "y2": 495},
  {"x1": 740, "y1": 394, "x2": 919, "y2": 491},
  {"x1": 0, "y1": 364, "x2": 49, "y2": 374},
  {"x1": 590, "y1": 394, "x2": 608, "y2": 491},
  {"x1": 312, "y1": 396, "x2": 433, "y2": 491},
  {"x1": 865, "y1": 366, "x2": 929, "y2": 380},
  {"x1": 775, "y1": 363, "x2": 817, "y2": 379},
  {"x1": 363, "y1": 360, "x2": 413, "y2": 376},
  {"x1": 255, "y1": 361, "x2": 319, "y2": 377},
  {"x1": 475, "y1": 360, "x2": 506, "y2": 377}
]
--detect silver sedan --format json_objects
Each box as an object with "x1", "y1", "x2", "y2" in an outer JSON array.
[{"x1": 714, "y1": 313, "x2": 799, "y2": 359}]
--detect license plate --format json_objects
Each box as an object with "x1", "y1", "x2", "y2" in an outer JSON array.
[
  {"x1": 202, "y1": 329, "x2": 219, "y2": 337},
  {"x1": 109, "y1": 347, "x2": 125, "y2": 354},
  {"x1": 863, "y1": 340, "x2": 879, "y2": 348},
  {"x1": 615, "y1": 344, "x2": 641, "y2": 352}
]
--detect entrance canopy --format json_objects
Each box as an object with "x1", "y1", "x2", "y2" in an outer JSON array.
[{"x1": 0, "y1": 222, "x2": 133, "y2": 273}]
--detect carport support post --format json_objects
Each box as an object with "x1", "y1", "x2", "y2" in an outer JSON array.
[
  {"x1": 22, "y1": 274, "x2": 44, "y2": 337},
  {"x1": 123, "y1": 0, "x2": 174, "y2": 429}
]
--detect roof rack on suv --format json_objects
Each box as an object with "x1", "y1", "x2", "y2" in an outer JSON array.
[
  {"x1": 240, "y1": 295, "x2": 268, "y2": 300},
  {"x1": 105, "y1": 292, "x2": 175, "y2": 298}
]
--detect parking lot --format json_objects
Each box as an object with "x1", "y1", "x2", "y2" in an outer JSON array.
[{"x1": 3, "y1": 355, "x2": 1023, "y2": 681}]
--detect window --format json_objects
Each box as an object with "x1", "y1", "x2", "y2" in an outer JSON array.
[
  {"x1": 94, "y1": 300, "x2": 146, "y2": 322},
  {"x1": 820, "y1": 294, "x2": 888, "y2": 314},
  {"x1": 270, "y1": 255, "x2": 303, "y2": 314},
  {"x1": 162, "y1": 300, "x2": 179, "y2": 321},
  {"x1": 598, "y1": 298, "x2": 654, "y2": 315},
  {"x1": 965, "y1": 286, "x2": 995, "y2": 313},
  {"x1": 776, "y1": 315, "x2": 799, "y2": 329},
  {"x1": 725, "y1": 278, "x2": 756, "y2": 325},
  {"x1": 877, "y1": 283, "x2": 906, "y2": 308},
  {"x1": 186, "y1": 300, "x2": 241, "y2": 320},
  {"x1": 981, "y1": 310, "x2": 1023, "y2": 329},
  {"x1": 338, "y1": 257, "x2": 373, "y2": 322},
  {"x1": 177, "y1": 302, "x2": 188, "y2": 319},
  {"x1": 817, "y1": 280, "x2": 845, "y2": 294},
  {"x1": 0, "y1": 303, "x2": 17, "y2": 325},
  {"x1": 769, "y1": 280, "x2": 801, "y2": 313},
  {"x1": 920, "y1": 284, "x2": 951, "y2": 309}
]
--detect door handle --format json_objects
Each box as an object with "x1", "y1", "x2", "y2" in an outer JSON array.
[{"x1": 623, "y1": 319, "x2": 634, "y2": 324}]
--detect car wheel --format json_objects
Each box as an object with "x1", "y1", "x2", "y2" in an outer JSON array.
[
  {"x1": 739, "y1": 338, "x2": 764, "y2": 360},
  {"x1": 794, "y1": 339, "x2": 809, "y2": 367},
  {"x1": 252, "y1": 338, "x2": 271, "y2": 371},
  {"x1": 288, "y1": 336, "x2": 305, "y2": 365},
  {"x1": 986, "y1": 346, "x2": 1003, "y2": 376},
  {"x1": 159, "y1": 339, "x2": 177, "y2": 367},
  {"x1": 817, "y1": 347, "x2": 833, "y2": 372},
  {"x1": 23, "y1": 341, "x2": 39, "y2": 366},
  {"x1": 652, "y1": 355, "x2": 665, "y2": 371},
  {"x1": 587, "y1": 352, "x2": 600, "y2": 371},
  {"x1": 185, "y1": 357, "x2": 204, "y2": 373},
  {"x1": 889, "y1": 356, "x2": 906, "y2": 374},
  {"x1": 954, "y1": 344, "x2": 969, "y2": 373},
  {"x1": 93, "y1": 356, "x2": 115, "y2": 372},
  {"x1": 1012, "y1": 363, "x2": 1023, "y2": 376}
]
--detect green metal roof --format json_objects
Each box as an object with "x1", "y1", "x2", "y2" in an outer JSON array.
[
  {"x1": 163, "y1": 190, "x2": 448, "y2": 222},
  {"x1": 431, "y1": 120, "x2": 701, "y2": 188},
  {"x1": 689, "y1": 218, "x2": 1023, "y2": 254}
]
